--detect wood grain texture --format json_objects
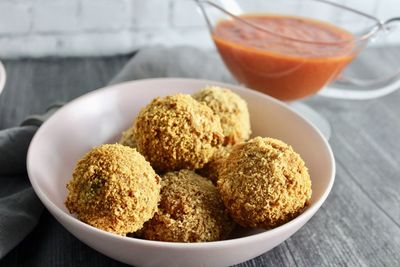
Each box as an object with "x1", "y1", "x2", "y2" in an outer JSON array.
[
  {"x1": 0, "y1": 47, "x2": 399, "y2": 267},
  {"x1": 0, "y1": 56, "x2": 130, "y2": 130}
]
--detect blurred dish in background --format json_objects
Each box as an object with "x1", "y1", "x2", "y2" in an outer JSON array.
[{"x1": 0, "y1": 60, "x2": 6, "y2": 95}]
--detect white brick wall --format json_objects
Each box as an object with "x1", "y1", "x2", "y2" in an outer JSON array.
[
  {"x1": 0, "y1": 2, "x2": 31, "y2": 34},
  {"x1": 33, "y1": 0, "x2": 78, "y2": 32},
  {"x1": 81, "y1": 0, "x2": 131, "y2": 30},
  {"x1": 0, "y1": 0, "x2": 398, "y2": 58},
  {"x1": 134, "y1": 1, "x2": 169, "y2": 28},
  {"x1": 172, "y1": 0, "x2": 205, "y2": 28}
]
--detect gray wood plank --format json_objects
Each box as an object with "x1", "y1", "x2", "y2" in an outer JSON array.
[
  {"x1": 286, "y1": 161, "x2": 400, "y2": 267},
  {"x1": 306, "y1": 47, "x2": 400, "y2": 227},
  {"x1": 0, "y1": 56, "x2": 130, "y2": 130}
]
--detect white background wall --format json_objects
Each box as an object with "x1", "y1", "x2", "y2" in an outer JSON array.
[{"x1": 0, "y1": 0, "x2": 398, "y2": 58}]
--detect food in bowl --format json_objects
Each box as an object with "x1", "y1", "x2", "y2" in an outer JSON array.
[
  {"x1": 218, "y1": 137, "x2": 312, "y2": 228},
  {"x1": 27, "y1": 78, "x2": 334, "y2": 266},
  {"x1": 196, "y1": 145, "x2": 232, "y2": 183},
  {"x1": 65, "y1": 86, "x2": 312, "y2": 241},
  {"x1": 192, "y1": 86, "x2": 251, "y2": 145},
  {"x1": 65, "y1": 144, "x2": 161, "y2": 235},
  {"x1": 141, "y1": 170, "x2": 235, "y2": 242},
  {"x1": 118, "y1": 127, "x2": 136, "y2": 148},
  {"x1": 133, "y1": 94, "x2": 224, "y2": 172}
]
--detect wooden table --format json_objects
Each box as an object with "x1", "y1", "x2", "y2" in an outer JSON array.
[{"x1": 0, "y1": 48, "x2": 399, "y2": 266}]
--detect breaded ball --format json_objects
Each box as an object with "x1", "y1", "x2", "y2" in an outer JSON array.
[
  {"x1": 134, "y1": 94, "x2": 224, "y2": 172},
  {"x1": 65, "y1": 144, "x2": 161, "y2": 235},
  {"x1": 218, "y1": 137, "x2": 312, "y2": 228},
  {"x1": 196, "y1": 145, "x2": 232, "y2": 183},
  {"x1": 142, "y1": 170, "x2": 235, "y2": 242},
  {"x1": 192, "y1": 86, "x2": 251, "y2": 145},
  {"x1": 118, "y1": 127, "x2": 137, "y2": 148}
]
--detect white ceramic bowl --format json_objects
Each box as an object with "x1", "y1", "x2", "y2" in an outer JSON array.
[
  {"x1": 0, "y1": 60, "x2": 6, "y2": 95},
  {"x1": 27, "y1": 78, "x2": 335, "y2": 267}
]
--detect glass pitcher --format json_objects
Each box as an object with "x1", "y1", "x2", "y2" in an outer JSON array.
[{"x1": 195, "y1": 0, "x2": 400, "y2": 101}]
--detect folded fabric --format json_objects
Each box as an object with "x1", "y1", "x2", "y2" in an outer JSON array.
[
  {"x1": 0, "y1": 103, "x2": 62, "y2": 258},
  {"x1": 109, "y1": 46, "x2": 233, "y2": 85},
  {"x1": 0, "y1": 126, "x2": 41, "y2": 258}
]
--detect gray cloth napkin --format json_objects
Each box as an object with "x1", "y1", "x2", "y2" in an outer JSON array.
[
  {"x1": 0, "y1": 46, "x2": 232, "y2": 259},
  {"x1": 109, "y1": 46, "x2": 233, "y2": 85},
  {"x1": 0, "y1": 104, "x2": 62, "y2": 258}
]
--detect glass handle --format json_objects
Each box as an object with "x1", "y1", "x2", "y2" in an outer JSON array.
[{"x1": 319, "y1": 17, "x2": 400, "y2": 100}]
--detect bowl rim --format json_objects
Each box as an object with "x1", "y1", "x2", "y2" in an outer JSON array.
[
  {"x1": 0, "y1": 60, "x2": 6, "y2": 95},
  {"x1": 27, "y1": 77, "x2": 336, "y2": 249}
]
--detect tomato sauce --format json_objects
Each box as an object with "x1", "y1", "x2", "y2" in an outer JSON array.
[{"x1": 213, "y1": 15, "x2": 356, "y2": 100}]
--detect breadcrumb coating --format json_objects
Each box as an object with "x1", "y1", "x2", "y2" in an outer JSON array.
[
  {"x1": 65, "y1": 144, "x2": 161, "y2": 235},
  {"x1": 118, "y1": 127, "x2": 137, "y2": 148},
  {"x1": 192, "y1": 86, "x2": 251, "y2": 145},
  {"x1": 133, "y1": 94, "x2": 224, "y2": 172},
  {"x1": 196, "y1": 145, "x2": 232, "y2": 183},
  {"x1": 218, "y1": 137, "x2": 312, "y2": 228},
  {"x1": 142, "y1": 170, "x2": 235, "y2": 242}
]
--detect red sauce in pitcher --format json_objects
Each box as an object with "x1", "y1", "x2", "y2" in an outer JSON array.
[{"x1": 213, "y1": 15, "x2": 356, "y2": 100}]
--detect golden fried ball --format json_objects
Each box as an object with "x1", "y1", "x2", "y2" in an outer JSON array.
[
  {"x1": 142, "y1": 170, "x2": 235, "y2": 242},
  {"x1": 118, "y1": 127, "x2": 137, "y2": 148},
  {"x1": 65, "y1": 144, "x2": 161, "y2": 235},
  {"x1": 192, "y1": 86, "x2": 251, "y2": 145},
  {"x1": 133, "y1": 94, "x2": 224, "y2": 172},
  {"x1": 196, "y1": 145, "x2": 232, "y2": 183},
  {"x1": 218, "y1": 137, "x2": 312, "y2": 228}
]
